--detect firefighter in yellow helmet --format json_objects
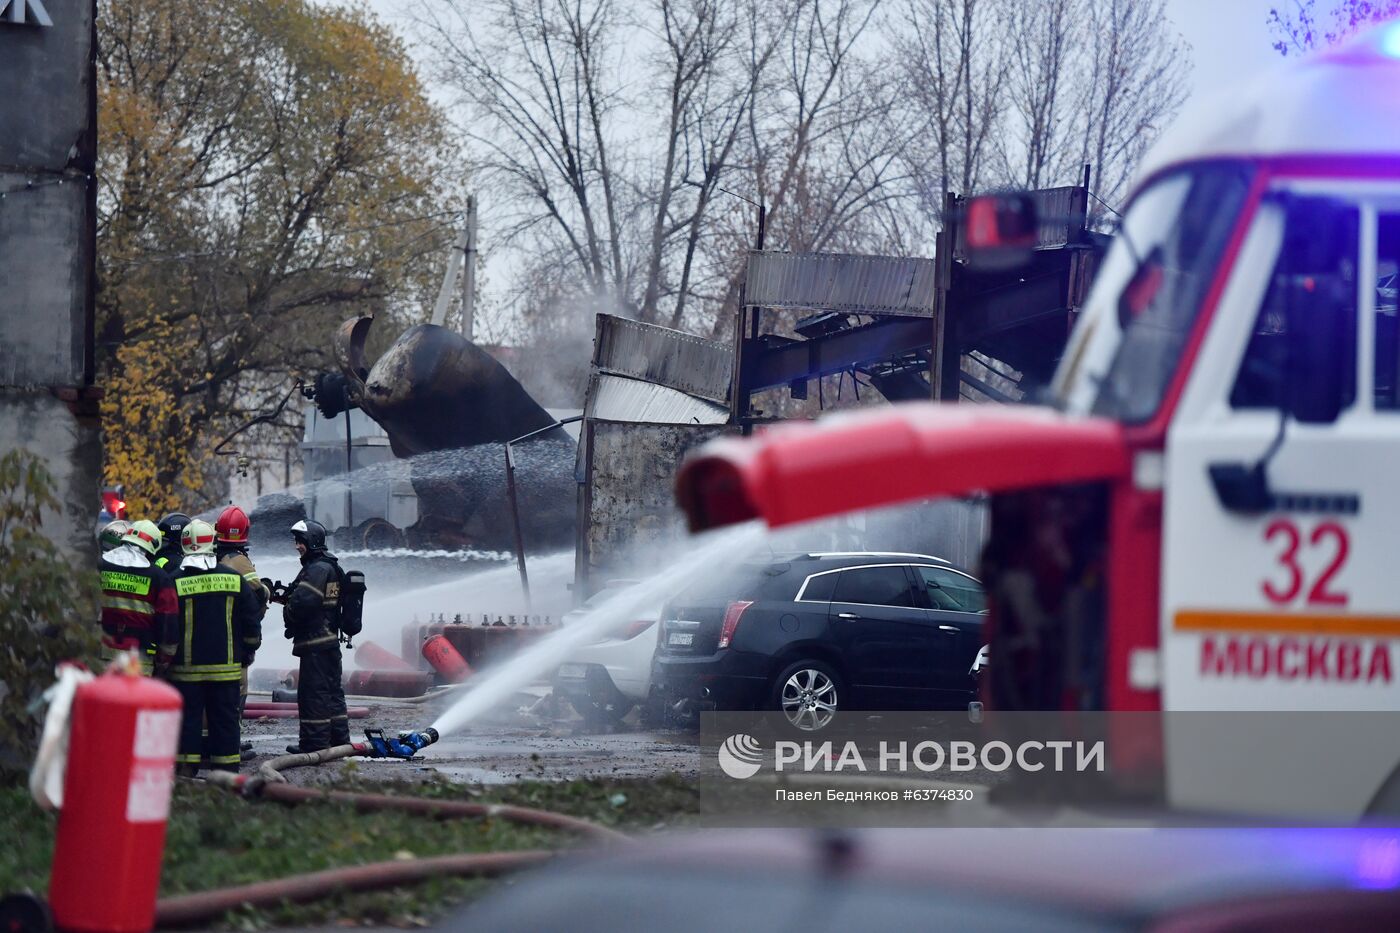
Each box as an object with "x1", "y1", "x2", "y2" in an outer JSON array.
[{"x1": 98, "y1": 519, "x2": 178, "y2": 676}]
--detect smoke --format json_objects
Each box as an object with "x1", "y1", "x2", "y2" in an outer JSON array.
[
  {"x1": 249, "y1": 550, "x2": 576, "y2": 673},
  {"x1": 489, "y1": 286, "x2": 637, "y2": 409}
]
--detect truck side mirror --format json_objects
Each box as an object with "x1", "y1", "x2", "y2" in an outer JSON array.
[{"x1": 964, "y1": 193, "x2": 1038, "y2": 269}]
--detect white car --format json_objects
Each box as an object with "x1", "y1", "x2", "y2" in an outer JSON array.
[{"x1": 553, "y1": 580, "x2": 662, "y2": 727}]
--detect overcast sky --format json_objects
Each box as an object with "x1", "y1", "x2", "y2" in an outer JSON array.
[
  {"x1": 324, "y1": 0, "x2": 1302, "y2": 329},
  {"x1": 342, "y1": 0, "x2": 1293, "y2": 116},
  {"x1": 1175, "y1": 0, "x2": 1287, "y2": 106}
]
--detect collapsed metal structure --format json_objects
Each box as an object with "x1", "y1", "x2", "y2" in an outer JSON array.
[
  {"x1": 573, "y1": 177, "x2": 1104, "y2": 592},
  {"x1": 733, "y1": 177, "x2": 1101, "y2": 423},
  {"x1": 271, "y1": 178, "x2": 1100, "y2": 584}
]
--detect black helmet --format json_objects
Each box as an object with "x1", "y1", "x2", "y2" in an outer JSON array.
[
  {"x1": 290, "y1": 519, "x2": 327, "y2": 551},
  {"x1": 157, "y1": 512, "x2": 192, "y2": 540}
]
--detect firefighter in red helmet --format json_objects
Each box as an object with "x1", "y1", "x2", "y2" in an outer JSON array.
[
  {"x1": 216, "y1": 505, "x2": 269, "y2": 757},
  {"x1": 215, "y1": 506, "x2": 269, "y2": 615}
]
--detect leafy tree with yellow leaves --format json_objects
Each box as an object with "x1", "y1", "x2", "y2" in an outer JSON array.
[{"x1": 97, "y1": 0, "x2": 458, "y2": 516}]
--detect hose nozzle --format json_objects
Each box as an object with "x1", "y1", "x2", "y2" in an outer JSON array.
[
  {"x1": 397, "y1": 728, "x2": 439, "y2": 754},
  {"x1": 363, "y1": 727, "x2": 440, "y2": 759}
]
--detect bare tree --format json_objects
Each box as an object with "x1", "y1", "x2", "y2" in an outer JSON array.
[
  {"x1": 698, "y1": 0, "x2": 907, "y2": 337},
  {"x1": 417, "y1": 0, "x2": 767, "y2": 329},
  {"x1": 890, "y1": 0, "x2": 1010, "y2": 214},
  {"x1": 647, "y1": 0, "x2": 782, "y2": 329},
  {"x1": 414, "y1": 0, "x2": 629, "y2": 302},
  {"x1": 999, "y1": 0, "x2": 1082, "y2": 190},
  {"x1": 417, "y1": 0, "x2": 908, "y2": 346},
  {"x1": 1077, "y1": 0, "x2": 1188, "y2": 219},
  {"x1": 891, "y1": 0, "x2": 1186, "y2": 227},
  {"x1": 1269, "y1": 0, "x2": 1400, "y2": 55}
]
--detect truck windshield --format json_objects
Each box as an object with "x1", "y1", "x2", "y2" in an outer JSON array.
[{"x1": 1053, "y1": 163, "x2": 1255, "y2": 422}]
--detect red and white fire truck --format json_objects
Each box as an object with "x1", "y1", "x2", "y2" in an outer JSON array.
[{"x1": 676, "y1": 24, "x2": 1400, "y2": 819}]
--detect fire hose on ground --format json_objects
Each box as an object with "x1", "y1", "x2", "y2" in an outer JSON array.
[
  {"x1": 241, "y1": 702, "x2": 371, "y2": 720},
  {"x1": 22, "y1": 662, "x2": 629, "y2": 933},
  {"x1": 202, "y1": 730, "x2": 629, "y2": 843},
  {"x1": 152, "y1": 850, "x2": 554, "y2": 928},
  {"x1": 149, "y1": 729, "x2": 630, "y2": 928},
  {"x1": 248, "y1": 683, "x2": 464, "y2": 706}
]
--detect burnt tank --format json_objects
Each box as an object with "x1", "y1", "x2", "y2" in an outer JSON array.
[
  {"x1": 333, "y1": 316, "x2": 567, "y2": 454},
  {"x1": 305, "y1": 316, "x2": 575, "y2": 551}
]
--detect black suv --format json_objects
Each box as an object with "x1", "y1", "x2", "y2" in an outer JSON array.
[{"x1": 652, "y1": 552, "x2": 986, "y2": 730}]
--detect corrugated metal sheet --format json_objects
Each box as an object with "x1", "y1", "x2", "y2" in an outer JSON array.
[
  {"x1": 592, "y1": 314, "x2": 732, "y2": 403},
  {"x1": 952, "y1": 185, "x2": 1088, "y2": 260},
  {"x1": 744, "y1": 251, "x2": 939, "y2": 317},
  {"x1": 585, "y1": 374, "x2": 729, "y2": 425}
]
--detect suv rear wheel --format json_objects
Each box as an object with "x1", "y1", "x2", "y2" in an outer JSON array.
[{"x1": 771, "y1": 660, "x2": 842, "y2": 731}]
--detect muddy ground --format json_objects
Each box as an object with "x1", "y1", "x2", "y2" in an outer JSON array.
[{"x1": 239, "y1": 690, "x2": 702, "y2": 787}]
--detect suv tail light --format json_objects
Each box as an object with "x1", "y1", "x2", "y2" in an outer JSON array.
[
  {"x1": 717, "y1": 601, "x2": 753, "y2": 650},
  {"x1": 623, "y1": 620, "x2": 655, "y2": 640}
]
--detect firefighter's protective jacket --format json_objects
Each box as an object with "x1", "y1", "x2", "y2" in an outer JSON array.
[
  {"x1": 153, "y1": 541, "x2": 183, "y2": 574},
  {"x1": 217, "y1": 547, "x2": 270, "y2": 620},
  {"x1": 170, "y1": 558, "x2": 263, "y2": 682},
  {"x1": 283, "y1": 550, "x2": 342, "y2": 656},
  {"x1": 99, "y1": 545, "x2": 178, "y2": 669}
]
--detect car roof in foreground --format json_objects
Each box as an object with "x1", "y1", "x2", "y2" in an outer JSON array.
[
  {"x1": 451, "y1": 826, "x2": 1400, "y2": 931},
  {"x1": 802, "y1": 550, "x2": 950, "y2": 562},
  {"x1": 758, "y1": 551, "x2": 958, "y2": 570}
]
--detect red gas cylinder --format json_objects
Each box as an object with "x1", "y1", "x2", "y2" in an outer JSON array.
[
  {"x1": 354, "y1": 640, "x2": 415, "y2": 672},
  {"x1": 342, "y1": 670, "x2": 434, "y2": 698},
  {"x1": 49, "y1": 669, "x2": 183, "y2": 933},
  {"x1": 422, "y1": 633, "x2": 471, "y2": 683}
]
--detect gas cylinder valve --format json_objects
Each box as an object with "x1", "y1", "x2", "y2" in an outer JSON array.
[{"x1": 363, "y1": 727, "x2": 439, "y2": 759}]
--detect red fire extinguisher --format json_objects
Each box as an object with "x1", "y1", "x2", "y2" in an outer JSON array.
[
  {"x1": 49, "y1": 668, "x2": 183, "y2": 933},
  {"x1": 422, "y1": 633, "x2": 471, "y2": 683}
]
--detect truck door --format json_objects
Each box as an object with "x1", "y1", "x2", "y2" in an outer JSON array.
[{"x1": 1161, "y1": 190, "x2": 1400, "y2": 817}]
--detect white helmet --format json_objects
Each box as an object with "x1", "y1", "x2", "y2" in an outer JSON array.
[{"x1": 180, "y1": 519, "x2": 217, "y2": 555}]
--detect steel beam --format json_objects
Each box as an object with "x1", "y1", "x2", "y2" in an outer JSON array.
[{"x1": 748, "y1": 317, "x2": 932, "y2": 393}]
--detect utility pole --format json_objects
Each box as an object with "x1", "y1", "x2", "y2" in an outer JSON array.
[
  {"x1": 344, "y1": 410, "x2": 354, "y2": 534},
  {"x1": 505, "y1": 414, "x2": 583, "y2": 609},
  {"x1": 731, "y1": 195, "x2": 767, "y2": 437},
  {"x1": 931, "y1": 190, "x2": 959, "y2": 401},
  {"x1": 430, "y1": 227, "x2": 468, "y2": 327},
  {"x1": 462, "y1": 195, "x2": 477, "y2": 341}
]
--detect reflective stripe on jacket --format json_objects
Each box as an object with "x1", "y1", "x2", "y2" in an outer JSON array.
[
  {"x1": 283, "y1": 551, "x2": 342, "y2": 656},
  {"x1": 170, "y1": 565, "x2": 263, "y2": 682},
  {"x1": 99, "y1": 552, "x2": 178, "y2": 663}
]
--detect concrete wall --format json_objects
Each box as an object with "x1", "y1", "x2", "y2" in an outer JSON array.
[
  {"x1": 1, "y1": 1, "x2": 100, "y2": 561},
  {"x1": 577, "y1": 421, "x2": 736, "y2": 594},
  {"x1": 0, "y1": 1, "x2": 95, "y2": 172},
  {"x1": 0, "y1": 391, "x2": 103, "y2": 556},
  {"x1": 0, "y1": 179, "x2": 91, "y2": 385}
]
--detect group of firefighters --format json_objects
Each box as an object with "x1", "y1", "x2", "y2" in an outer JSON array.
[{"x1": 95, "y1": 509, "x2": 351, "y2": 775}]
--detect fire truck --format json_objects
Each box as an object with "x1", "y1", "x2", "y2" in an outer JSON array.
[{"x1": 674, "y1": 24, "x2": 1400, "y2": 819}]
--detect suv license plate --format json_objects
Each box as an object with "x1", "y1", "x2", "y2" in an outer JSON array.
[
  {"x1": 557, "y1": 663, "x2": 588, "y2": 679},
  {"x1": 668, "y1": 632, "x2": 695, "y2": 646}
]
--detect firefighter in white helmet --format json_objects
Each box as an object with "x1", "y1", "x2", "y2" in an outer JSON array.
[{"x1": 168, "y1": 519, "x2": 262, "y2": 774}]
